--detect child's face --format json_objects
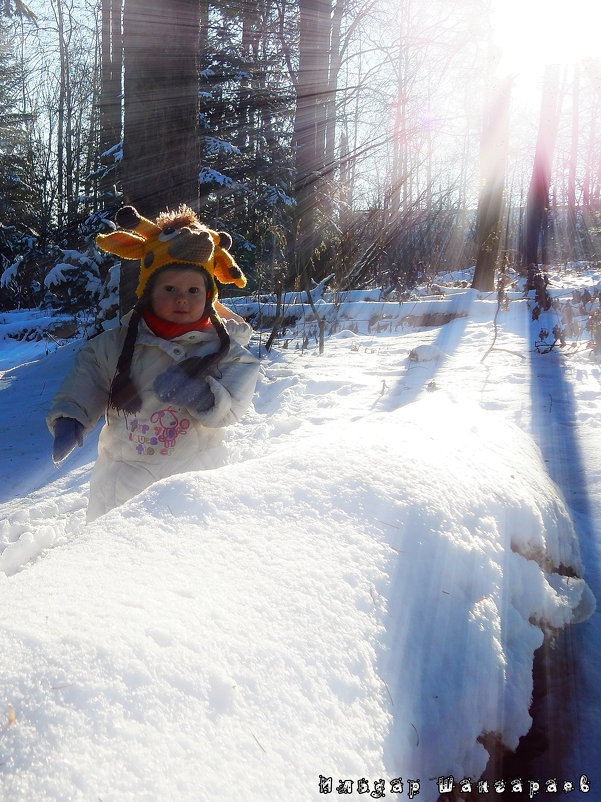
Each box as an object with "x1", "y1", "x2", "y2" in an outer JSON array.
[{"x1": 150, "y1": 269, "x2": 208, "y2": 324}]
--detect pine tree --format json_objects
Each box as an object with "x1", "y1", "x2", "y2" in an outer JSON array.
[{"x1": 196, "y1": 4, "x2": 295, "y2": 290}]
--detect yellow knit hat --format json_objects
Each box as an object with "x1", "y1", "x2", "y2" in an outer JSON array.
[{"x1": 96, "y1": 204, "x2": 247, "y2": 299}]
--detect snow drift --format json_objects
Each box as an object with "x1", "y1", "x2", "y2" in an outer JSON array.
[{"x1": 0, "y1": 285, "x2": 597, "y2": 801}]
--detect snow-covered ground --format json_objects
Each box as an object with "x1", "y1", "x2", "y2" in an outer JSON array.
[{"x1": 0, "y1": 270, "x2": 599, "y2": 801}]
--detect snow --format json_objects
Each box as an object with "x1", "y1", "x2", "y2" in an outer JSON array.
[
  {"x1": 0, "y1": 257, "x2": 22, "y2": 288},
  {"x1": 100, "y1": 142, "x2": 123, "y2": 163},
  {"x1": 263, "y1": 186, "x2": 296, "y2": 208},
  {"x1": 0, "y1": 311, "x2": 81, "y2": 353},
  {"x1": 202, "y1": 137, "x2": 242, "y2": 157},
  {"x1": 198, "y1": 167, "x2": 237, "y2": 187},
  {"x1": 0, "y1": 274, "x2": 600, "y2": 801},
  {"x1": 43, "y1": 263, "x2": 80, "y2": 288}
]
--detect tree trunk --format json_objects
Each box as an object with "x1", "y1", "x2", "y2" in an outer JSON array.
[
  {"x1": 293, "y1": 0, "x2": 333, "y2": 282},
  {"x1": 522, "y1": 65, "x2": 562, "y2": 276},
  {"x1": 391, "y1": 0, "x2": 411, "y2": 216},
  {"x1": 120, "y1": 0, "x2": 200, "y2": 313},
  {"x1": 99, "y1": 0, "x2": 123, "y2": 200},
  {"x1": 199, "y1": 0, "x2": 208, "y2": 56},
  {"x1": 567, "y1": 65, "x2": 579, "y2": 256},
  {"x1": 122, "y1": 0, "x2": 200, "y2": 219},
  {"x1": 235, "y1": 0, "x2": 260, "y2": 222},
  {"x1": 324, "y1": 0, "x2": 343, "y2": 185},
  {"x1": 471, "y1": 79, "x2": 510, "y2": 292},
  {"x1": 54, "y1": 0, "x2": 66, "y2": 226}
]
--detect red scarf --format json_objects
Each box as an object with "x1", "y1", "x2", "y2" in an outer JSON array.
[{"x1": 142, "y1": 309, "x2": 211, "y2": 340}]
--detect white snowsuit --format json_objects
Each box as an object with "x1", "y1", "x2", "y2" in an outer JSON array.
[{"x1": 47, "y1": 313, "x2": 260, "y2": 521}]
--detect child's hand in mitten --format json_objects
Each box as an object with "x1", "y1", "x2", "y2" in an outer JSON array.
[
  {"x1": 153, "y1": 364, "x2": 215, "y2": 414},
  {"x1": 53, "y1": 417, "x2": 84, "y2": 465}
]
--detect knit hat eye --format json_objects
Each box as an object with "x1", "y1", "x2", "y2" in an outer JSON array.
[{"x1": 158, "y1": 227, "x2": 178, "y2": 241}]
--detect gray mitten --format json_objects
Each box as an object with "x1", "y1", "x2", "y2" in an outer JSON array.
[
  {"x1": 52, "y1": 417, "x2": 84, "y2": 465},
  {"x1": 153, "y1": 364, "x2": 215, "y2": 414}
]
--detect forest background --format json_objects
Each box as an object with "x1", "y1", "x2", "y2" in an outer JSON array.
[{"x1": 0, "y1": 0, "x2": 600, "y2": 329}]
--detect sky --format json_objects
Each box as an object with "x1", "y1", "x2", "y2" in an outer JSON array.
[
  {"x1": 0, "y1": 266, "x2": 599, "y2": 800},
  {"x1": 491, "y1": 0, "x2": 601, "y2": 97}
]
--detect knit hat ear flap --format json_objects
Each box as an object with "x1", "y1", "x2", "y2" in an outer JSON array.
[{"x1": 204, "y1": 269, "x2": 218, "y2": 307}]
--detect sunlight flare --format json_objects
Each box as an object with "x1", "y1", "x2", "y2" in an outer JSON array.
[{"x1": 492, "y1": 0, "x2": 601, "y2": 96}]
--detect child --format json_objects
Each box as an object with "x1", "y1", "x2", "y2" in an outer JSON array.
[{"x1": 47, "y1": 204, "x2": 260, "y2": 522}]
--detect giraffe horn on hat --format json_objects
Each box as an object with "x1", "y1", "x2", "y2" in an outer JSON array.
[
  {"x1": 211, "y1": 231, "x2": 247, "y2": 289},
  {"x1": 95, "y1": 206, "x2": 162, "y2": 260}
]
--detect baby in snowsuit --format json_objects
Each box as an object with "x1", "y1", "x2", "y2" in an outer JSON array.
[{"x1": 47, "y1": 204, "x2": 260, "y2": 521}]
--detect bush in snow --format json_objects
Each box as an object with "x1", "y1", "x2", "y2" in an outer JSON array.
[
  {"x1": 527, "y1": 274, "x2": 601, "y2": 354},
  {"x1": 0, "y1": 210, "x2": 116, "y2": 317},
  {"x1": 42, "y1": 249, "x2": 103, "y2": 312},
  {"x1": 92, "y1": 262, "x2": 121, "y2": 332},
  {"x1": 1, "y1": 239, "x2": 52, "y2": 310}
]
